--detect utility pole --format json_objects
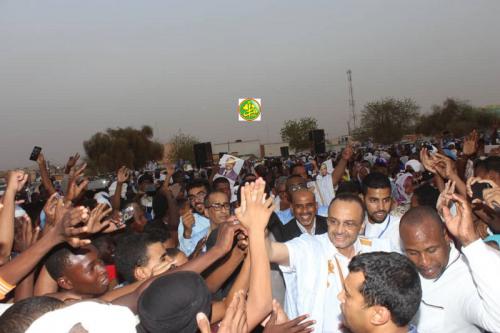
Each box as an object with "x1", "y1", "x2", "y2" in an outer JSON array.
[{"x1": 347, "y1": 69, "x2": 357, "y2": 130}]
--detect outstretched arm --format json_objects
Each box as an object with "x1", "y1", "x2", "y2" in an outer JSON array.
[
  {"x1": 236, "y1": 178, "x2": 275, "y2": 330},
  {"x1": 443, "y1": 194, "x2": 500, "y2": 331}
]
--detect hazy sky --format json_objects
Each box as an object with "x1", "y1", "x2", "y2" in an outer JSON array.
[{"x1": 1, "y1": 0, "x2": 499, "y2": 169}]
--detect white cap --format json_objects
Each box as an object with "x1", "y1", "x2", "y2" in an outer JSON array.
[
  {"x1": 405, "y1": 159, "x2": 424, "y2": 173},
  {"x1": 26, "y1": 301, "x2": 138, "y2": 333}
]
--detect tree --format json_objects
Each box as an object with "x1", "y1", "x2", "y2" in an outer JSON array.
[
  {"x1": 168, "y1": 131, "x2": 200, "y2": 163},
  {"x1": 415, "y1": 98, "x2": 499, "y2": 136},
  {"x1": 356, "y1": 98, "x2": 420, "y2": 144},
  {"x1": 280, "y1": 117, "x2": 318, "y2": 151},
  {"x1": 83, "y1": 125, "x2": 163, "y2": 174}
]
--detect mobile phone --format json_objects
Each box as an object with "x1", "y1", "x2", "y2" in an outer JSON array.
[
  {"x1": 121, "y1": 205, "x2": 135, "y2": 222},
  {"x1": 87, "y1": 179, "x2": 110, "y2": 191},
  {"x1": 471, "y1": 182, "x2": 492, "y2": 201},
  {"x1": 29, "y1": 146, "x2": 42, "y2": 161}
]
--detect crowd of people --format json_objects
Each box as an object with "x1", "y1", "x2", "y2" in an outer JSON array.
[{"x1": 0, "y1": 128, "x2": 499, "y2": 333}]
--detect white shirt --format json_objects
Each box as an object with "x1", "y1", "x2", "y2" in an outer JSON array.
[
  {"x1": 296, "y1": 217, "x2": 316, "y2": 235},
  {"x1": 280, "y1": 233, "x2": 392, "y2": 333},
  {"x1": 363, "y1": 214, "x2": 402, "y2": 253},
  {"x1": 415, "y1": 240, "x2": 500, "y2": 333}
]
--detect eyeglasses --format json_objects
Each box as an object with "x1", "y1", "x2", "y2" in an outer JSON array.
[
  {"x1": 188, "y1": 191, "x2": 207, "y2": 202},
  {"x1": 206, "y1": 203, "x2": 231, "y2": 211},
  {"x1": 289, "y1": 184, "x2": 307, "y2": 192}
]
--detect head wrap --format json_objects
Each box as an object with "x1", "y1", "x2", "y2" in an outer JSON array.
[
  {"x1": 405, "y1": 159, "x2": 424, "y2": 173},
  {"x1": 395, "y1": 172, "x2": 414, "y2": 205}
]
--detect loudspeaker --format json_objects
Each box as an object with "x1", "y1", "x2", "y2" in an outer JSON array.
[
  {"x1": 193, "y1": 142, "x2": 213, "y2": 169},
  {"x1": 280, "y1": 146, "x2": 289, "y2": 158},
  {"x1": 309, "y1": 129, "x2": 325, "y2": 154}
]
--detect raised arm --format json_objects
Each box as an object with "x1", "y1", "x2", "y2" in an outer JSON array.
[
  {"x1": 443, "y1": 193, "x2": 500, "y2": 331},
  {"x1": 36, "y1": 153, "x2": 56, "y2": 195},
  {"x1": 110, "y1": 222, "x2": 244, "y2": 312},
  {"x1": 235, "y1": 178, "x2": 274, "y2": 330},
  {"x1": 332, "y1": 145, "x2": 353, "y2": 186},
  {"x1": 204, "y1": 243, "x2": 246, "y2": 294},
  {"x1": 0, "y1": 202, "x2": 89, "y2": 298},
  {"x1": 0, "y1": 171, "x2": 28, "y2": 262},
  {"x1": 112, "y1": 166, "x2": 129, "y2": 212},
  {"x1": 159, "y1": 163, "x2": 180, "y2": 233}
]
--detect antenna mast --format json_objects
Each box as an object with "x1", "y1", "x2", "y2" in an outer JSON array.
[{"x1": 347, "y1": 69, "x2": 357, "y2": 130}]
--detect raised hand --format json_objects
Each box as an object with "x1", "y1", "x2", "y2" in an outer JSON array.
[
  {"x1": 213, "y1": 221, "x2": 246, "y2": 255},
  {"x1": 483, "y1": 186, "x2": 500, "y2": 212},
  {"x1": 218, "y1": 290, "x2": 249, "y2": 333},
  {"x1": 466, "y1": 177, "x2": 496, "y2": 202},
  {"x1": 436, "y1": 180, "x2": 455, "y2": 216},
  {"x1": 43, "y1": 193, "x2": 60, "y2": 228},
  {"x1": 462, "y1": 130, "x2": 478, "y2": 156},
  {"x1": 66, "y1": 163, "x2": 88, "y2": 203},
  {"x1": 36, "y1": 152, "x2": 46, "y2": 166},
  {"x1": 181, "y1": 210, "x2": 196, "y2": 239},
  {"x1": 442, "y1": 193, "x2": 479, "y2": 247},
  {"x1": 15, "y1": 215, "x2": 40, "y2": 252},
  {"x1": 7, "y1": 170, "x2": 28, "y2": 194},
  {"x1": 48, "y1": 199, "x2": 90, "y2": 247},
  {"x1": 65, "y1": 153, "x2": 80, "y2": 174},
  {"x1": 433, "y1": 153, "x2": 457, "y2": 180},
  {"x1": 341, "y1": 144, "x2": 354, "y2": 161},
  {"x1": 86, "y1": 203, "x2": 116, "y2": 234},
  {"x1": 165, "y1": 162, "x2": 176, "y2": 177},
  {"x1": 420, "y1": 148, "x2": 438, "y2": 174},
  {"x1": 235, "y1": 178, "x2": 274, "y2": 231},
  {"x1": 116, "y1": 166, "x2": 130, "y2": 183}
]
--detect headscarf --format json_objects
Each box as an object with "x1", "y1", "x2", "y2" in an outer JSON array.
[
  {"x1": 395, "y1": 172, "x2": 414, "y2": 205},
  {"x1": 404, "y1": 159, "x2": 423, "y2": 173},
  {"x1": 137, "y1": 271, "x2": 211, "y2": 333}
]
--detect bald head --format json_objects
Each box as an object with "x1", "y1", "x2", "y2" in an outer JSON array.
[
  {"x1": 400, "y1": 206, "x2": 445, "y2": 233},
  {"x1": 291, "y1": 189, "x2": 317, "y2": 230},
  {"x1": 399, "y1": 206, "x2": 450, "y2": 279},
  {"x1": 291, "y1": 188, "x2": 314, "y2": 204}
]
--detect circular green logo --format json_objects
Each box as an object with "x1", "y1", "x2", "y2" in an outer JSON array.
[{"x1": 239, "y1": 99, "x2": 261, "y2": 121}]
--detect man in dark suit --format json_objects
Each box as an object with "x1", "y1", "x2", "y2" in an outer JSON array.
[{"x1": 278, "y1": 188, "x2": 328, "y2": 242}]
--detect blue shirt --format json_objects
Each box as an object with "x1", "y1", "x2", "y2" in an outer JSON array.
[
  {"x1": 276, "y1": 208, "x2": 293, "y2": 225},
  {"x1": 317, "y1": 205, "x2": 328, "y2": 217},
  {"x1": 178, "y1": 213, "x2": 210, "y2": 256}
]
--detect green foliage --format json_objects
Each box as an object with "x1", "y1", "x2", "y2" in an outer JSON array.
[
  {"x1": 169, "y1": 131, "x2": 200, "y2": 163},
  {"x1": 356, "y1": 98, "x2": 420, "y2": 144},
  {"x1": 280, "y1": 117, "x2": 318, "y2": 151},
  {"x1": 415, "y1": 98, "x2": 499, "y2": 136},
  {"x1": 83, "y1": 125, "x2": 163, "y2": 174}
]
